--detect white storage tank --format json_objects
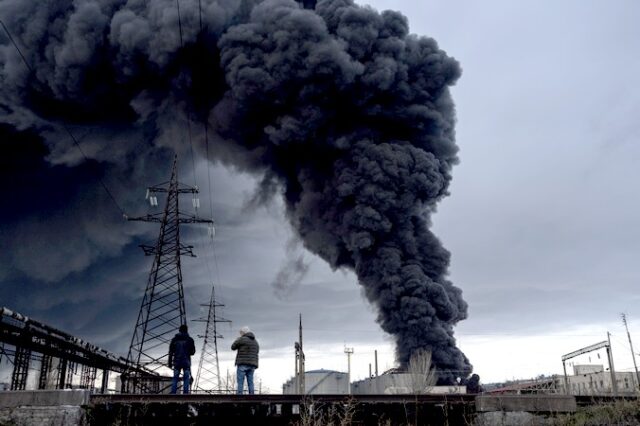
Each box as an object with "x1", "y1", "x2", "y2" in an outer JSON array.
[{"x1": 282, "y1": 369, "x2": 349, "y2": 394}]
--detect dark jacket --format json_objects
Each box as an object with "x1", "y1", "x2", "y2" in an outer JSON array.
[
  {"x1": 231, "y1": 332, "x2": 259, "y2": 368},
  {"x1": 169, "y1": 331, "x2": 196, "y2": 368}
]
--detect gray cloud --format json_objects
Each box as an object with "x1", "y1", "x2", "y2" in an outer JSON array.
[{"x1": 271, "y1": 238, "x2": 311, "y2": 299}]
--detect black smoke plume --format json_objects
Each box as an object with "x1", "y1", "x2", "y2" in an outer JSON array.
[{"x1": 0, "y1": 0, "x2": 471, "y2": 382}]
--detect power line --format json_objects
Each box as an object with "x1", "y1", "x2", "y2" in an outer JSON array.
[
  {"x1": 191, "y1": 0, "x2": 226, "y2": 331},
  {"x1": 62, "y1": 127, "x2": 126, "y2": 216},
  {"x1": 175, "y1": 0, "x2": 184, "y2": 45},
  {"x1": 0, "y1": 18, "x2": 126, "y2": 217},
  {"x1": 204, "y1": 123, "x2": 215, "y2": 223},
  {"x1": 186, "y1": 113, "x2": 198, "y2": 191},
  {"x1": 0, "y1": 19, "x2": 32, "y2": 73},
  {"x1": 173, "y1": 0, "x2": 199, "y2": 194},
  {"x1": 193, "y1": 0, "x2": 216, "y2": 224}
]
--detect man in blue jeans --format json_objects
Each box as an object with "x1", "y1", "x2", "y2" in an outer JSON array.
[
  {"x1": 168, "y1": 324, "x2": 196, "y2": 394},
  {"x1": 231, "y1": 326, "x2": 259, "y2": 394}
]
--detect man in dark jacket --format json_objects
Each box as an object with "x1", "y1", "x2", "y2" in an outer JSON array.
[
  {"x1": 168, "y1": 324, "x2": 196, "y2": 394},
  {"x1": 231, "y1": 326, "x2": 259, "y2": 394}
]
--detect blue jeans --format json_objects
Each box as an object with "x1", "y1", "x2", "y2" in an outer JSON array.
[
  {"x1": 236, "y1": 364, "x2": 255, "y2": 394},
  {"x1": 171, "y1": 365, "x2": 191, "y2": 394}
]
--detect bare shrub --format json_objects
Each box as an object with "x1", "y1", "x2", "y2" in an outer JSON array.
[{"x1": 407, "y1": 348, "x2": 438, "y2": 394}]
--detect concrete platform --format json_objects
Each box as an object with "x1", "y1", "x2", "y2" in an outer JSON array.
[
  {"x1": 89, "y1": 393, "x2": 476, "y2": 425},
  {"x1": 0, "y1": 390, "x2": 90, "y2": 426},
  {"x1": 0, "y1": 391, "x2": 583, "y2": 425}
]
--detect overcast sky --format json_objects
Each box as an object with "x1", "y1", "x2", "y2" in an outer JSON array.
[
  {"x1": 1, "y1": 0, "x2": 640, "y2": 393},
  {"x1": 382, "y1": 0, "x2": 640, "y2": 384}
]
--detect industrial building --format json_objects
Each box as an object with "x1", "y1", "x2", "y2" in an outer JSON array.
[
  {"x1": 563, "y1": 364, "x2": 638, "y2": 396},
  {"x1": 282, "y1": 369, "x2": 349, "y2": 394},
  {"x1": 283, "y1": 369, "x2": 466, "y2": 395},
  {"x1": 351, "y1": 372, "x2": 465, "y2": 395},
  {"x1": 488, "y1": 366, "x2": 639, "y2": 396}
]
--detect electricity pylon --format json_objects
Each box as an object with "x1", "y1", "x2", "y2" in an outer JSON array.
[
  {"x1": 126, "y1": 155, "x2": 213, "y2": 389},
  {"x1": 193, "y1": 285, "x2": 230, "y2": 393}
]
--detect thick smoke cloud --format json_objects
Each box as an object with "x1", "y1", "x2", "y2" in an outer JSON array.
[{"x1": 0, "y1": 0, "x2": 471, "y2": 382}]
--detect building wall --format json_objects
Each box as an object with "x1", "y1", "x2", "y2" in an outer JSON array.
[
  {"x1": 563, "y1": 370, "x2": 638, "y2": 396},
  {"x1": 573, "y1": 364, "x2": 604, "y2": 375},
  {"x1": 351, "y1": 374, "x2": 466, "y2": 395}
]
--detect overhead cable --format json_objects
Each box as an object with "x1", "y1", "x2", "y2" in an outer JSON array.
[{"x1": 0, "y1": 18, "x2": 127, "y2": 217}]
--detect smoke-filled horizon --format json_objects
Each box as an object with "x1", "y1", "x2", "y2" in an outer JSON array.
[{"x1": 0, "y1": 0, "x2": 471, "y2": 383}]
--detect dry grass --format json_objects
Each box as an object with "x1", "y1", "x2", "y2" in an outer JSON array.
[
  {"x1": 551, "y1": 399, "x2": 640, "y2": 426},
  {"x1": 294, "y1": 397, "x2": 358, "y2": 426}
]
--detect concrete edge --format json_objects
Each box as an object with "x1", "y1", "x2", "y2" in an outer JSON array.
[{"x1": 0, "y1": 390, "x2": 91, "y2": 408}]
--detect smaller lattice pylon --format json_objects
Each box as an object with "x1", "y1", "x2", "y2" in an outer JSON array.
[{"x1": 193, "y1": 285, "x2": 231, "y2": 393}]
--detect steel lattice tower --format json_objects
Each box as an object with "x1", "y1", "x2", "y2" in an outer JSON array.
[
  {"x1": 193, "y1": 285, "x2": 230, "y2": 393},
  {"x1": 126, "y1": 155, "x2": 213, "y2": 381}
]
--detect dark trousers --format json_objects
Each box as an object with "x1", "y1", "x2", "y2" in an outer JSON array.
[{"x1": 171, "y1": 364, "x2": 191, "y2": 394}]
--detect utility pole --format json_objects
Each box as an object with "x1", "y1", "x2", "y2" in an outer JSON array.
[
  {"x1": 622, "y1": 313, "x2": 640, "y2": 390},
  {"x1": 607, "y1": 332, "x2": 619, "y2": 396},
  {"x1": 375, "y1": 349, "x2": 378, "y2": 376},
  {"x1": 561, "y1": 338, "x2": 619, "y2": 396},
  {"x1": 125, "y1": 155, "x2": 213, "y2": 392},
  {"x1": 344, "y1": 346, "x2": 354, "y2": 394},
  {"x1": 295, "y1": 314, "x2": 305, "y2": 394},
  {"x1": 193, "y1": 285, "x2": 231, "y2": 393}
]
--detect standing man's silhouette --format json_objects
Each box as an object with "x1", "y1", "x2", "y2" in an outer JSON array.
[{"x1": 168, "y1": 324, "x2": 196, "y2": 394}]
